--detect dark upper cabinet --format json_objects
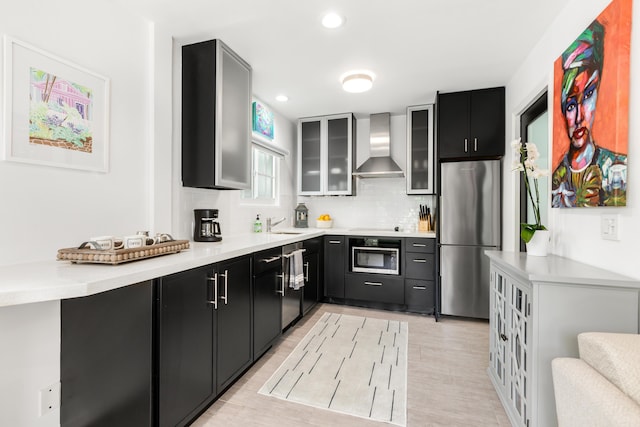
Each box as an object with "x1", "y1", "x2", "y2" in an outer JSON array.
[
  {"x1": 406, "y1": 104, "x2": 436, "y2": 194},
  {"x1": 298, "y1": 114, "x2": 356, "y2": 195},
  {"x1": 182, "y1": 39, "x2": 252, "y2": 189},
  {"x1": 437, "y1": 87, "x2": 505, "y2": 160}
]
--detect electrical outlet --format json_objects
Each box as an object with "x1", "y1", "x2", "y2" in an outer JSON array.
[
  {"x1": 39, "y1": 382, "x2": 60, "y2": 417},
  {"x1": 601, "y1": 214, "x2": 620, "y2": 241}
]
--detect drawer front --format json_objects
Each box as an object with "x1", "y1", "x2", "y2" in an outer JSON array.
[
  {"x1": 253, "y1": 247, "x2": 282, "y2": 275},
  {"x1": 302, "y1": 237, "x2": 322, "y2": 254},
  {"x1": 344, "y1": 273, "x2": 404, "y2": 304},
  {"x1": 405, "y1": 253, "x2": 435, "y2": 280},
  {"x1": 405, "y1": 280, "x2": 435, "y2": 312},
  {"x1": 405, "y1": 238, "x2": 435, "y2": 253}
]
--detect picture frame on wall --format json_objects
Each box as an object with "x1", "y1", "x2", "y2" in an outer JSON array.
[
  {"x1": 2, "y1": 36, "x2": 110, "y2": 172},
  {"x1": 252, "y1": 101, "x2": 274, "y2": 140},
  {"x1": 551, "y1": 0, "x2": 631, "y2": 207}
]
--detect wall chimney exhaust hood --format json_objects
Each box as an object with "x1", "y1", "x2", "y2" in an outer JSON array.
[{"x1": 352, "y1": 112, "x2": 404, "y2": 178}]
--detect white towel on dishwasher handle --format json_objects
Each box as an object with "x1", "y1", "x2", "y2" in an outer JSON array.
[{"x1": 289, "y1": 249, "x2": 305, "y2": 290}]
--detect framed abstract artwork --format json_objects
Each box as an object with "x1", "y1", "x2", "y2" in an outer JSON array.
[
  {"x1": 3, "y1": 36, "x2": 110, "y2": 172},
  {"x1": 252, "y1": 101, "x2": 274, "y2": 140},
  {"x1": 551, "y1": 0, "x2": 631, "y2": 207}
]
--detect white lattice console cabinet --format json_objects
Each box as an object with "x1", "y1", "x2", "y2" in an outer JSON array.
[{"x1": 485, "y1": 251, "x2": 640, "y2": 427}]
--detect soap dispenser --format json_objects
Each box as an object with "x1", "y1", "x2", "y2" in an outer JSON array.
[{"x1": 253, "y1": 214, "x2": 262, "y2": 233}]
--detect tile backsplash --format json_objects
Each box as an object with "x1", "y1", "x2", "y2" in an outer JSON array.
[{"x1": 300, "y1": 178, "x2": 436, "y2": 232}]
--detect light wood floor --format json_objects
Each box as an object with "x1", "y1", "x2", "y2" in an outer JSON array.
[{"x1": 193, "y1": 303, "x2": 511, "y2": 427}]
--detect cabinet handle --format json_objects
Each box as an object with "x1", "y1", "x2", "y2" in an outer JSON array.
[
  {"x1": 219, "y1": 269, "x2": 228, "y2": 305},
  {"x1": 207, "y1": 274, "x2": 218, "y2": 309},
  {"x1": 412, "y1": 286, "x2": 427, "y2": 290},
  {"x1": 260, "y1": 256, "x2": 281, "y2": 263},
  {"x1": 364, "y1": 281, "x2": 383, "y2": 287},
  {"x1": 474, "y1": 137, "x2": 478, "y2": 152},
  {"x1": 276, "y1": 273, "x2": 285, "y2": 295},
  {"x1": 464, "y1": 138, "x2": 468, "y2": 153},
  {"x1": 412, "y1": 243, "x2": 426, "y2": 247},
  {"x1": 304, "y1": 261, "x2": 309, "y2": 282},
  {"x1": 329, "y1": 240, "x2": 341, "y2": 244},
  {"x1": 412, "y1": 259, "x2": 427, "y2": 263},
  {"x1": 500, "y1": 333, "x2": 508, "y2": 342}
]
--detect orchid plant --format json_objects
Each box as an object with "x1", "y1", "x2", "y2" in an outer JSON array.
[{"x1": 512, "y1": 138, "x2": 549, "y2": 243}]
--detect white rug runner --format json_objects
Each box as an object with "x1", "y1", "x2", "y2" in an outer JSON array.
[{"x1": 259, "y1": 313, "x2": 408, "y2": 426}]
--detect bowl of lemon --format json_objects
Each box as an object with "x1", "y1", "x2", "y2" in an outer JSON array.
[{"x1": 316, "y1": 214, "x2": 333, "y2": 229}]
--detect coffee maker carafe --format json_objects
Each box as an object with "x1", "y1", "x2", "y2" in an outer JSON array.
[{"x1": 194, "y1": 209, "x2": 222, "y2": 242}]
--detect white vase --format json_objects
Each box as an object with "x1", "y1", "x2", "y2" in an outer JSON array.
[{"x1": 526, "y1": 230, "x2": 550, "y2": 256}]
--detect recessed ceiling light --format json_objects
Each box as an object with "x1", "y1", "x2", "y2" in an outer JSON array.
[
  {"x1": 340, "y1": 70, "x2": 375, "y2": 93},
  {"x1": 275, "y1": 94, "x2": 289, "y2": 102},
  {"x1": 322, "y1": 12, "x2": 344, "y2": 29}
]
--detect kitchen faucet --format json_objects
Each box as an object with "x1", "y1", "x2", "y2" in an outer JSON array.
[{"x1": 266, "y1": 217, "x2": 286, "y2": 232}]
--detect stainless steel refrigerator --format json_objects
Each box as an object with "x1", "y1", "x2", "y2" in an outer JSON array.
[{"x1": 440, "y1": 160, "x2": 501, "y2": 319}]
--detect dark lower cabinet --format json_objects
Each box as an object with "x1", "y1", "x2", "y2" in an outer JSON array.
[
  {"x1": 157, "y1": 256, "x2": 252, "y2": 427},
  {"x1": 404, "y1": 252, "x2": 436, "y2": 280},
  {"x1": 302, "y1": 237, "x2": 321, "y2": 314},
  {"x1": 344, "y1": 273, "x2": 404, "y2": 304},
  {"x1": 215, "y1": 256, "x2": 252, "y2": 392},
  {"x1": 404, "y1": 238, "x2": 437, "y2": 314},
  {"x1": 253, "y1": 247, "x2": 283, "y2": 359},
  {"x1": 61, "y1": 281, "x2": 153, "y2": 427},
  {"x1": 324, "y1": 235, "x2": 345, "y2": 299},
  {"x1": 157, "y1": 265, "x2": 215, "y2": 427},
  {"x1": 405, "y1": 279, "x2": 436, "y2": 313}
]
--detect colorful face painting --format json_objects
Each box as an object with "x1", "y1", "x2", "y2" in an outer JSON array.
[{"x1": 551, "y1": 0, "x2": 632, "y2": 207}]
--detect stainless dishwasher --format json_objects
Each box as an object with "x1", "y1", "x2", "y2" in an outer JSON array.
[{"x1": 281, "y1": 242, "x2": 304, "y2": 329}]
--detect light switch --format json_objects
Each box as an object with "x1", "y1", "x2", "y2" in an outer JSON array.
[{"x1": 601, "y1": 214, "x2": 620, "y2": 241}]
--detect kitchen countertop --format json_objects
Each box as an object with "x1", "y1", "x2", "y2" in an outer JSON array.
[
  {"x1": 485, "y1": 250, "x2": 640, "y2": 288},
  {"x1": 0, "y1": 228, "x2": 436, "y2": 308}
]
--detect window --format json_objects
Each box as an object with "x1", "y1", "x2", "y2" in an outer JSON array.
[
  {"x1": 519, "y1": 91, "x2": 548, "y2": 252},
  {"x1": 242, "y1": 145, "x2": 279, "y2": 204}
]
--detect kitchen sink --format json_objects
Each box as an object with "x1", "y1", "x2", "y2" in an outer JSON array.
[{"x1": 270, "y1": 231, "x2": 303, "y2": 235}]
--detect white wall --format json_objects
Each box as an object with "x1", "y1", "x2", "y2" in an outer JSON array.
[
  {"x1": 302, "y1": 114, "x2": 437, "y2": 231},
  {"x1": 0, "y1": 1, "x2": 153, "y2": 266},
  {"x1": 0, "y1": 2, "x2": 153, "y2": 426},
  {"x1": 0, "y1": 301, "x2": 60, "y2": 427},
  {"x1": 504, "y1": 0, "x2": 640, "y2": 279}
]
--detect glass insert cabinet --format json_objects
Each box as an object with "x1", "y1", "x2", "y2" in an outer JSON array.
[
  {"x1": 486, "y1": 251, "x2": 640, "y2": 427},
  {"x1": 406, "y1": 104, "x2": 435, "y2": 194},
  {"x1": 490, "y1": 266, "x2": 531, "y2": 427},
  {"x1": 297, "y1": 113, "x2": 355, "y2": 196}
]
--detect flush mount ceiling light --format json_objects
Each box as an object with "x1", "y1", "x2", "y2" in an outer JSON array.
[
  {"x1": 275, "y1": 94, "x2": 289, "y2": 102},
  {"x1": 340, "y1": 70, "x2": 375, "y2": 93},
  {"x1": 321, "y1": 12, "x2": 344, "y2": 29}
]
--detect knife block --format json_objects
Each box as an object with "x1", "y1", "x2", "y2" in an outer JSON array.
[{"x1": 418, "y1": 219, "x2": 431, "y2": 232}]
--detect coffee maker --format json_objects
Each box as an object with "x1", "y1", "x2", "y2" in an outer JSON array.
[{"x1": 194, "y1": 209, "x2": 222, "y2": 242}]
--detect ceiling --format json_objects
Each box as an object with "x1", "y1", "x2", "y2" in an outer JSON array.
[{"x1": 111, "y1": 0, "x2": 571, "y2": 122}]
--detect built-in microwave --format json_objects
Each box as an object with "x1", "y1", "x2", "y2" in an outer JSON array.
[{"x1": 350, "y1": 237, "x2": 401, "y2": 275}]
